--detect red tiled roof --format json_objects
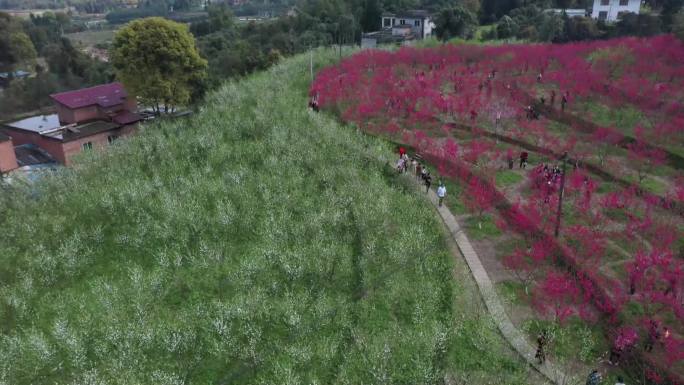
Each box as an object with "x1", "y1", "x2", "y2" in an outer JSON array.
[
  {"x1": 112, "y1": 111, "x2": 143, "y2": 125},
  {"x1": 50, "y1": 82, "x2": 129, "y2": 109}
]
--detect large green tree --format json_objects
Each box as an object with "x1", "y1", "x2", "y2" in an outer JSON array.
[
  {"x1": 434, "y1": 6, "x2": 478, "y2": 41},
  {"x1": 111, "y1": 17, "x2": 207, "y2": 113}
]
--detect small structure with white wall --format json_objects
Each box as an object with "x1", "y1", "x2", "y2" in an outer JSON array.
[
  {"x1": 547, "y1": 8, "x2": 588, "y2": 17},
  {"x1": 381, "y1": 10, "x2": 435, "y2": 39},
  {"x1": 591, "y1": 0, "x2": 641, "y2": 22}
]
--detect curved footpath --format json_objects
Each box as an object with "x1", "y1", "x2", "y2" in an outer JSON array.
[{"x1": 413, "y1": 177, "x2": 571, "y2": 385}]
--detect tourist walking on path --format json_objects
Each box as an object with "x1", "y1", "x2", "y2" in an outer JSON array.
[
  {"x1": 535, "y1": 330, "x2": 548, "y2": 364},
  {"x1": 424, "y1": 172, "x2": 432, "y2": 193},
  {"x1": 309, "y1": 93, "x2": 319, "y2": 111},
  {"x1": 396, "y1": 158, "x2": 405, "y2": 173},
  {"x1": 519, "y1": 151, "x2": 529, "y2": 169},
  {"x1": 586, "y1": 369, "x2": 602, "y2": 385},
  {"x1": 437, "y1": 182, "x2": 447, "y2": 207}
]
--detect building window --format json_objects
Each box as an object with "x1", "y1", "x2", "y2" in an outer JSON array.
[
  {"x1": 383, "y1": 18, "x2": 391, "y2": 27},
  {"x1": 617, "y1": 11, "x2": 628, "y2": 18},
  {"x1": 600, "y1": 0, "x2": 610, "y2": 5},
  {"x1": 619, "y1": 0, "x2": 629, "y2": 5},
  {"x1": 108, "y1": 135, "x2": 119, "y2": 144},
  {"x1": 414, "y1": 19, "x2": 421, "y2": 26},
  {"x1": 400, "y1": 19, "x2": 405, "y2": 24},
  {"x1": 598, "y1": 10, "x2": 608, "y2": 20},
  {"x1": 82, "y1": 142, "x2": 93, "y2": 150}
]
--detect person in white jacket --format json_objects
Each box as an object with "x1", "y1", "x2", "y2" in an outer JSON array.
[{"x1": 437, "y1": 182, "x2": 446, "y2": 207}]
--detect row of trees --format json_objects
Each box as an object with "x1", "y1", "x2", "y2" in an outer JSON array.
[{"x1": 432, "y1": 4, "x2": 684, "y2": 43}]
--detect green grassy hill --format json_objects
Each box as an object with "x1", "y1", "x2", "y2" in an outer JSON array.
[{"x1": 0, "y1": 49, "x2": 537, "y2": 385}]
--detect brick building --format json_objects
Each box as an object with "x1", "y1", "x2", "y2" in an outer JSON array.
[
  {"x1": 1, "y1": 83, "x2": 143, "y2": 166},
  {"x1": 0, "y1": 132, "x2": 18, "y2": 173}
]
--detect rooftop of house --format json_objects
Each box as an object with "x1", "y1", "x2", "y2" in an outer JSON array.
[
  {"x1": 5, "y1": 114, "x2": 61, "y2": 135},
  {"x1": 50, "y1": 82, "x2": 129, "y2": 110},
  {"x1": 112, "y1": 110, "x2": 144, "y2": 125},
  {"x1": 382, "y1": 10, "x2": 431, "y2": 19},
  {"x1": 4, "y1": 114, "x2": 127, "y2": 142},
  {"x1": 14, "y1": 144, "x2": 56, "y2": 167},
  {"x1": 61, "y1": 120, "x2": 120, "y2": 142}
]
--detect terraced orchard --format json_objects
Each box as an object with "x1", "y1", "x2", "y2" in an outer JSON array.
[
  {"x1": 0, "y1": 49, "x2": 542, "y2": 384},
  {"x1": 311, "y1": 36, "x2": 684, "y2": 383}
]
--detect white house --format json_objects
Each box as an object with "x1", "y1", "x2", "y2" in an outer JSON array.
[
  {"x1": 591, "y1": 0, "x2": 641, "y2": 22},
  {"x1": 381, "y1": 10, "x2": 435, "y2": 39}
]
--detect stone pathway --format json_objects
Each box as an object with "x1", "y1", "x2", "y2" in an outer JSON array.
[{"x1": 414, "y1": 178, "x2": 573, "y2": 385}]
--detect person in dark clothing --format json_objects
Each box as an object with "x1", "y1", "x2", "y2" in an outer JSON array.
[
  {"x1": 609, "y1": 346, "x2": 622, "y2": 365},
  {"x1": 645, "y1": 320, "x2": 660, "y2": 352},
  {"x1": 540, "y1": 96, "x2": 545, "y2": 105},
  {"x1": 535, "y1": 331, "x2": 548, "y2": 364},
  {"x1": 550, "y1": 90, "x2": 556, "y2": 106},
  {"x1": 561, "y1": 94, "x2": 568, "y2": 111},
  {"x1": 507, "y1": 154, "x2": 514, "y2": 169},
  {"x1": 586, "y1": 369, "x2": 602, "y2": 385},
  {"x1": 309, "y1": 93, "x2": 320, "y2": 111},
  {"x1": 425, "y1": 172, "x2": 432, "y2": 193},
  {"x1": 520, "y1": 152, "x2": 529, "y2": 168}
]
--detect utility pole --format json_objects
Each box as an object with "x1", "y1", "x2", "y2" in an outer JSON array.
[{"x1": 554, "y1": 152, "x2": 568, "y2": 238}]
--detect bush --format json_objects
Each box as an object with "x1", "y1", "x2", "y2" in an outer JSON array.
[
  {"x1": 615, "y1": 13, "x2": 662, "y2": 36},
  {"x1": 496, "y1": 15, "x2": 519, "y2": 39},
  {"x1": 435, "y1": 6, "x2": 478, "y2": 41}
]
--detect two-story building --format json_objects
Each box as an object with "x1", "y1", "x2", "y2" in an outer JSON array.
[
  {"x1": 1, "y1": 82, "x2": 143, "y2": 166},
  {"x1": 381, "y1": 10, "x2": 435, "y2": 39},
  {"x1": 362, "y1": 10, "x2": 435, "y2": 48},
  {"x1": 591, "y1": 0, "x2": 641, "y2": 22}
]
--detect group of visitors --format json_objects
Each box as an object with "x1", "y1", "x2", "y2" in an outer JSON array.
[
  {"x1": 396, "y1": 147, "x2": 411, "y2": 173},
  {"x1": 532, "y1": 163, "x2": 564, "y2": 203},
  {"x1": 396, "y1": 147, "x2": 447, "y2": 206}
]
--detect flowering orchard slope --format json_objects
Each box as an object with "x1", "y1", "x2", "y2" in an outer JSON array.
[{"x1": 312, "y1": 36, "x2": 684, "y2": 382}]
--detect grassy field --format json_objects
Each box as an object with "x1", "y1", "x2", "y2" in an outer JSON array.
[
  {"x1": 0, "y1": 49, "x2": 538, "y2": 384},
  {"x1": 65, "y1": 28, "x2": 117, "y2": 47}
]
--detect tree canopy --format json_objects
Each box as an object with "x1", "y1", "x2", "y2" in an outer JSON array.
[
  {"x1": 111, "y1": 17, "x2": 207, "y2": 113},
  {"x1": 434, "y1": 6, "x2": 478, "y2": 41}
]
